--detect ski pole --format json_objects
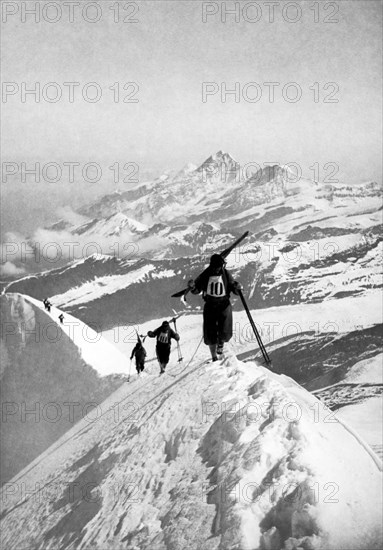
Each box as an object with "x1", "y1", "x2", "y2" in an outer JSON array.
[
  {"x1": 237, "y1": 289, "x2": 272, "y2": 366},
  {"x1": 128, "y1": 358, "x2": 133, "y2": 381},
  {"x1": 176, "y1": 341, "x2": 183, "y2": 363}
]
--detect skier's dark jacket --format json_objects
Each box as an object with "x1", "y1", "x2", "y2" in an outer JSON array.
[
  {"x1": 147, "y1": 326, "x2": 180, "y2": 348},
  {"x1": 130, "y1": 343, "x2": 146, "y2": 363},
  {"x1": 191, "y1": 267, "x2": 240, "y2": 306}
]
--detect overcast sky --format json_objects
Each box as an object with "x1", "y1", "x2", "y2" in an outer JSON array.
[{"x1": 1, "y1": 0, "x2": 382, "y2": 232}]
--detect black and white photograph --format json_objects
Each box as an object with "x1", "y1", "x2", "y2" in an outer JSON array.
[{"x1": 1, "y1": 1, "x2": 382, "y2": 548}]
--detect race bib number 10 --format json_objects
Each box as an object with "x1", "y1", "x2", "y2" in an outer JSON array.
[{"x1": 207, "y1": 275, "x2": 225, "y2": 297}]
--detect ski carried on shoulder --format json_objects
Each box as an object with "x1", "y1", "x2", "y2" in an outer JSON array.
[
  {"x1": 169, "y1": 310, "x2": 183, "y2": 363},
  {"x1": 171, "y1": 229, "x2": 273, "y2": 369},
  {"x1": 171, "y1": 231, "x2": 249, "y2": 300},
  {"x1": 169, "y1": 312, "x2": 184, "y2": 324}
]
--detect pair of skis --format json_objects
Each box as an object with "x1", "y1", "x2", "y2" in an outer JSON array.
[
  {"x1": 170, "y1": 314, "x2": 184, "y2": 363},
  {"x1": 171, "y1": 231, "x2": 272, "y2": 368},
  {"x1": 171, "y1": 231, "x2": 249, "y2": 301}
]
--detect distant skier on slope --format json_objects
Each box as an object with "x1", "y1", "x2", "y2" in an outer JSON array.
[
  {"x1": 58, "y1": 313, "x2": 64, "y2": 324},
  {"x1": 130, "y1": 337, "x2": 147, "y2": 374},
  {"x1": 187, "y1": 254, "x2": 242, "y2": 361},
  {"x1": 147, "y1": 320, "x2": 180, "y2": 374}
]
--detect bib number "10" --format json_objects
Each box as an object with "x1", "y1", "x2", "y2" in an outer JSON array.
[{"x1": 207, "y1": 276, "x2": 225, "y2": 297}]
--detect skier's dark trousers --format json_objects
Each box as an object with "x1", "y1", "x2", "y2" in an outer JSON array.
[
  {"x1": 147, "y1": 321, "x2": 180, "y2": 374},
  {"x1": 130, "y1": 342, "x2": 147, "y2": 374},
  {"x1": 188, "y1": 254, "x2": 241, "y2": 361}
]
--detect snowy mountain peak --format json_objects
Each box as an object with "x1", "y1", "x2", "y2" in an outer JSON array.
[
  {"x1": 204, "y1": 149, "x2": 238, "y2": 165},
  {"x1": 74, "y1": 212, "x2": 148, "y2": 239},
  {"x1": 105, "y1": 212, "x2": 148, "y2": 234},
  {"x1": 196, "y1": 151, "x2": 240, "y2": 183},
  {"x1": 243, "y1": 164, "x2": 310, "y2": 190}
]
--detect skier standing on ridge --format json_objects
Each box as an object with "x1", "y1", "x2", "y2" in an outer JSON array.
[
  {"x1": 147, "y1": 320, "x2": 180, "y2": 374},
  {"x1": 130, "y1": 337, "x2": 147, "y2": 375},
  {"x1": 188, "y1": 254, "x2": 242, "y2": 361}
]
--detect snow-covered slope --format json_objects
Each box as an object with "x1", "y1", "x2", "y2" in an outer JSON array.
[
  {"x1": 0, "y1": 343, "x2": 381, "y2": 550},
  {"x1": 336, "y1": 397, "x2": 383, "y2": 461},
  {"x1": 310, "y1": 353, "x2": 383, "y2": 461},
  {"x1": 23, "y1": 295, "x2": 129, "y2": 376},
  {"x1": 0, "y1": 294, "x2": 125, "y2": 485}
]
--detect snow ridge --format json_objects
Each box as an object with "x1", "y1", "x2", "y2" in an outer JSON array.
[
  {"x1": 0, "y1": 338, "x2": 381, "y2": 550},
  {"x1": 23, "y1": 295, "x2": 129, "y2": 376}
]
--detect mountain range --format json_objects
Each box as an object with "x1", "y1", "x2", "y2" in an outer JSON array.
[{"x1": 1, "y1": 151, "x2": 382, "y2": 549}]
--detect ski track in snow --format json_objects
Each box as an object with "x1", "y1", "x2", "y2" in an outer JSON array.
[{"x1": 1, "y1": 320, "x2": 382, "y2": 550}]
